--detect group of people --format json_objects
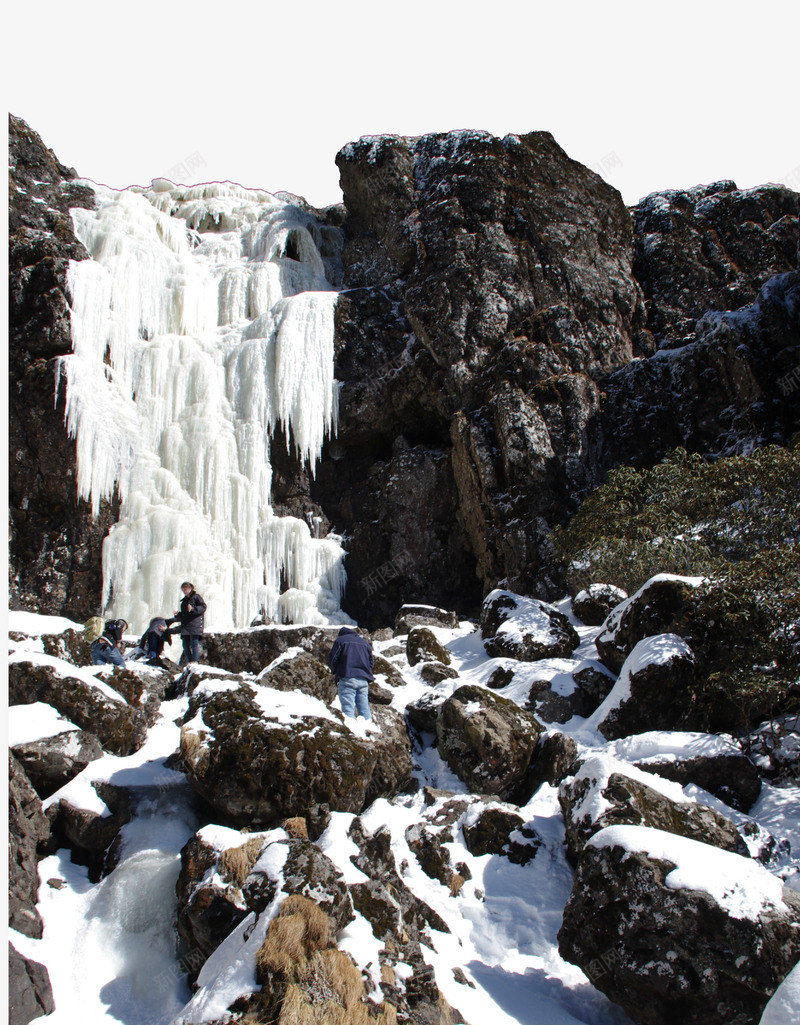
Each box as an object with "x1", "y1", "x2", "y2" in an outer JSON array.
[
  {"x1": 90, "y1": 584, "x2": 376, "y2": 725},
  {"x1": 89, "y1": 582, "x2": 206, "y2": 670}
]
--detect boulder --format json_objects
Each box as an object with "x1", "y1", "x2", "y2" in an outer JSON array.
[
  {"x1": 258, "y1": 650, "x2": 334, "y2": 702},
  {"x1": 461, "y1": 806, "x2": 541, "y2": 865},
  {"x1": 9, "y1": 755, "x2": 50, "y2": 939},
  {"x1": 179, "y1": 681, "x2": 412, "y2": 826},
  {"x1": 595, "y1": 574, "x2": 703, "y2": 674},
  {"x1": 572, "y1": 661, "x2": 617, "y2": 709},
  {"x1": 611, "y1": 730, "x2": 762, "y2": 812},
  {"x1": 437, "y1": 684, "x2": 544, "y2": 801},
  {"x1": 203, "y1": 625, "x2": 340, "y2": 675},
  {"x1": 405, "y1": 823, "x2": 461, "y2": 889},
  {"x1": 8, "y1": 659, "x2": 148, "y2": 755},
  {"x1": 372, "y1": 653, "x2": 406, "y2": 690},
  {"x1": 405, "y1": 691, "x2": 447, "y2": 735},
  {"x1": 593, "y1": 634, "x2": 697, "y2": 740},
  {"x1": 8, "y1": 943, "x2": 55, "y2": 1025},
  {"x1": 406, "y1": 626, "x2": 452, "y2": 667},
  {"x1": 12, "y1": 728, "x2": 103, "y2": 798},
  {"x1": 525, "y1": 731, "x2": 579, "y2": 793},
  {"x1": 572, "y1": 584, "x2": 628, "y2": 626},
  {"x1": 480, "y1": 590, "x2": 579, "y2": 662},
  {"x1": 525, "y1": 673, "x2": 594, "y2": 723},
  {"x1": 395, "y1": 604, "x2": 460, "y2": 635},
  {"x1": 419, "y1": 661, "x2": 460, "y2": 685},
  {"x1": 41, "y1": 628, "x2": 92, "y2": 666},
  {"x1": 558, "y1": 824, "x2": 800, "y2": 1025},
  {"x1": 559, "y1": 754, "x2": 748, "y2": 865},
  {"x1": 47, "y1": 781, "x2": 131, "y2": 867}
]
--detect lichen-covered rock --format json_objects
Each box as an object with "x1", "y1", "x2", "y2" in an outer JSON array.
[
  {"x1": 559, "y1": 755, "x2": 748, "y2": 865},
  {"x1": 179, "y1": 681, "x2": 412, "y2": 826},
  {"x1": 258, "y1": 649, "x2": 335, "y2": 702},
  {"x1": 595, "y1": 574, "x2": 702, "y2": 674},
  {"x1": 558, "y1": 824, "x2": 800, "y2": 1025},
  {"x1": 47, "y1": 781, "x2": 131, "y2": 863},
  {"x1": 525, "y1": 673, "x2": 594, "y2": 724},
  {"x1": 12, "y1": 728, "x2": 103, "y2": 798},
  {"x1": 572, "y1": 584, "x2": 628, "y2": 626},
  {"x1": 9, "y1": 659, "x2": 150, "y2": 756},
  {"x1": 395, "y1": 605, "x2": 460, "y2": 635},
  {"x1": 405, "y1": 691, "x2": 447, "y2": 735},
  {"x1": 9, "y1": 942, "x2": 55, "y2": 1025},
  {"x1": 525, "y1": 731, "x2": 579, "y2": 793},
  {"x1": 406, "y1": 626, "x2": 452, "y2": 667},
  {"x1": 480, "y1": 590, "x2": 579, "y2": 662},
  {"x1": 9, "y1": 755, "x2": 51, "y2": 939},
  {"x1": 437, "y1": 684, "x2": 544, "y2": 801},
  {"x1": 203, "y1": 625, "x2": 340, "y2": 675},
  {"x1": 594, "y1": 634, "x2": 697, "y2": 740}
]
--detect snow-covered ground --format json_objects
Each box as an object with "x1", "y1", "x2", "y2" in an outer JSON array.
[{"x1": 9, "y1": 606, "x2": 800, "y2": 1025}]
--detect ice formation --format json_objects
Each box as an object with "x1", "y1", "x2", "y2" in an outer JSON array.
[{"x1": 61, "y1": 180, "x2": 350, "y2": 631}]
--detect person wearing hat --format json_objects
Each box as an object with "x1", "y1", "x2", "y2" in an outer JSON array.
[{"x1": 168, "y1": 582, "x2": 207, "y2": 666}]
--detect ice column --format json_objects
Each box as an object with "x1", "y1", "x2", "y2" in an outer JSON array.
[{"x1": 62, "y1": 181, "x2": 350, "y2": 632}]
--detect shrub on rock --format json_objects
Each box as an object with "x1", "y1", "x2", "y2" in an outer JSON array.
[
  {"x1": 558, "y1": 824, "x2": 800, "y2": 1025},
  {"x1": 480, "y1": 590, "x2": 579, "y2": 661}
]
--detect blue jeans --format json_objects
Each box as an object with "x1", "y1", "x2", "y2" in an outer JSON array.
[
  {"x1": 91, "y1": 641, "x2": 126, "y2": 668},
  {"x1": 181, "y1": 635, "x2": 201, "y2": 664},
  {"x1": 338, "y1": 677, "x2": 371, "y2": 720}
]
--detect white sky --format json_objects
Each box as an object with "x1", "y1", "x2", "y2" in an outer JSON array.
[{"x1": 4, "y1": 0, "x2": 800, "y2": 207}]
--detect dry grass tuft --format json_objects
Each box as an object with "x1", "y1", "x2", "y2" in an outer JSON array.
[
  {"x1": 284, "y1": 816, "x2": 309, "y2": 840},
  {"x1": 449, "y1": 873, "x2": 465, "y2": 897},
  {"x1": 218, "y1": 836, "x2": 268, "y2": 887}
]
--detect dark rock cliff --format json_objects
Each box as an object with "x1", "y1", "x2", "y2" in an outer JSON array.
[
  {"x1": 9, "y1": 118, "x2": 799, "y2": 628},
  {"x1": 8, "y1": 114, "x2": 115, "y2": 618}
]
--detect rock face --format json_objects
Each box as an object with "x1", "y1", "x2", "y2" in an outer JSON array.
[
  {"x1": 179, "y1": 681, "x2": 412, "y2": 825},
  {"x1": 9, "y1": 755, "x2": 51, "y2": 939},
  {"x1": 480, "y1": 590, "x2": 579, "y2": 661},
  {"x1": 559, "y1": 826, "x2": 800, "y2": 1025},
  {"x1": 8, "y1": 114, "x2": 116, "y2": 618},
  {"x1": 8, "y1": 943, "x2": 55, "y2": 1025},
  {"x1": 436, "y1": 684, "x2": 544, "y2": 801}
]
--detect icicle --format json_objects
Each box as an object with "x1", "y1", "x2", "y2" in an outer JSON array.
[{"x1": 64, "y1": 180, "x2": 351, "y2": 632}]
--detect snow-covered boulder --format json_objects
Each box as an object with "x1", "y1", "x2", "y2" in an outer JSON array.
[
  {"x1": 8, "y1": 656, "x2": 150, "y2": 756},
  {"x1": 394, "y1": 603, "x2": 460, "y2": 635},
  {"x1": 526, "y1": 731, "x2": 579, "y2": 792},
  {"x1": 406, "y1": 626, "x2": 453, "y2": 667},
  {"x1": 595, "y1": 573, "x2": 704, "y2": 673},
  {"x1": 405, "y1": 690, "x2": 448, "y2": 734},
  {"x1": 436, "y1": 684, "x2": 544, "y2": 801},
  {"x1": 558, "y1": 825, "x2": 800, "y2": 1025},
  {"x1": 179, "y1": 680, "x2": 412, "y2": 826},
  {"x1": 461, "y1": 804, "x2": 541, "y2": 864},
  {"x1": 480, "y1": 589, "x2": 579, "y2": 662},
  {"x1": 203, "y1": 625, "x2": 340, "y2": 675},
  {"x1": 611, "y1": 731, "x2": 762, "y2": 812},
  {"x1": 559, "y1": 753, "x2": 748, "y2": 864},
  {"x1": 590, "y1": 634, "x2": 697, "y2": 740},
  {"x1": 572, "y1": 583, "x2": 628, "y2": 626},
  {"x1": 12, "y1": 729, "x2": 103, "y2": 800}
]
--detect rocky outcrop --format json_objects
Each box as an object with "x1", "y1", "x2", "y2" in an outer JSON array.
[
  {"x1": 8, "y1": 943, "x2": 55, "y2": 1025},
  {"x1": 395, "y1": 604, "x2": 460, "y2": 635},
  {"x1": 406, "y1": 626, "x2": 452, "y2": 667},
  {"x1": 558, "y1": 825, "x2": 800, "y2": 1025},
  {"x1": 559, "y1": 755, "x2": 748, "y2": 864},
  {"x1": 8, "y1": 114, "x2": 116, "y2": 619},
  {"x1": 8, "y1": 660, "x2": 149, "y2": 755},
  {"x1": 9, "y1": 755, "x2": 51, "y2": 939},
  {"x1": 179, "y1": 681, "x2": 412, "y2": 826},
  {"x1": 480, "y1": 590, "x2": 579, "y2": 661},
  {"x1": 436, "y1": 684, "x2": 544, "y2": 801},
  {"x1": 203, "y1": 626, "x2": 340, "y2": 676}
]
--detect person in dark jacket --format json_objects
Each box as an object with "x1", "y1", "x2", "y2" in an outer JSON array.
[
  {"x1": 169, "y1": 582, "x2": 207, "y2": 665},
  {"x1": 133, "y1": 617, "x2": 172, "y2": 668},
  {"x1": 327, "y1": 626, "x2": 374, "y2": 720},
  {"x1": 90, "y1": 618, "x2": 129, "y2": 668}
]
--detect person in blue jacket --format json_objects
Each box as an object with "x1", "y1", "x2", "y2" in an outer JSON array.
[{"x1": 327, "y1": 626, "x2": 374, "y2": 720}]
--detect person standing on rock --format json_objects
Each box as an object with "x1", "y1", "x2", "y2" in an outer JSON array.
[
  {"x1": 90, "y1": 618, "x2": 129, "y2": 668},
  {"x1": 169, "y1": 582, "x2": 207, "y2": 666},
  {"x1": 328, "y1": 626, "x2": 374, "y2": 721}
]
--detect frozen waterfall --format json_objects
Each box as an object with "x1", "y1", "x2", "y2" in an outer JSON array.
[{"x1": 60, "y1": 180, "x2": 351, "y2": 632}]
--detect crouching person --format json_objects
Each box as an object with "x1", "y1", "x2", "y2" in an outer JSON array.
[
  {"x1": 328, "y1": 626, "x2": 373, "y2": 720},
  {"x1": 91, "y1": 618, "x2": 129, "y2": 669},
  {"x1": 132, "y1": 617, "x2": 172, "y2": 668}
]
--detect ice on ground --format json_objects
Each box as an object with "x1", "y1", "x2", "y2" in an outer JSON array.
[
  {"x1": 759, "y1": 959, "x2": 800, "y2": 1024},
  {"x1": 589, "y1": 824, "x2": 787, "y2": 919}
]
